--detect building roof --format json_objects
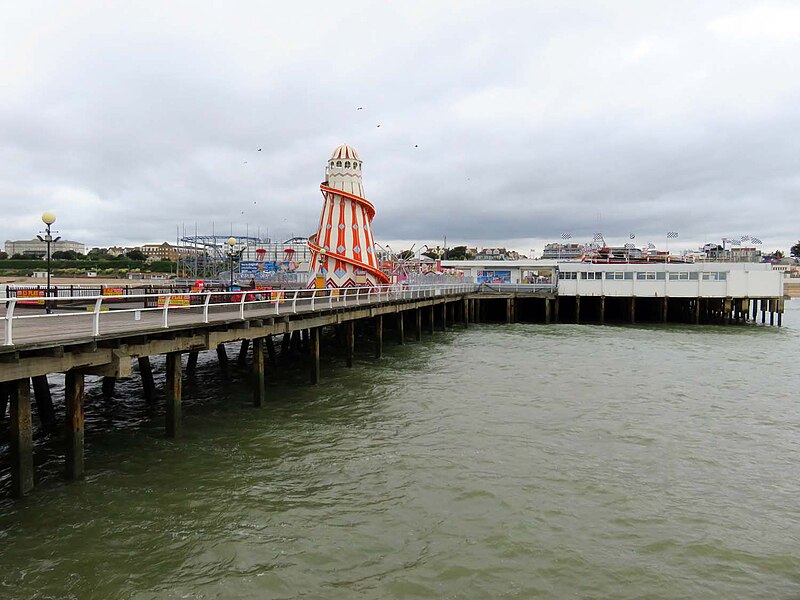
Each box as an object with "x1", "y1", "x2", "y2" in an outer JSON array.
[{"x1": 330, "y1": 144, "x2": 361, "y2": 161}]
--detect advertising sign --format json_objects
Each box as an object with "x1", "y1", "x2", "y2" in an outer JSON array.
[
  {"x1": 477, "y1": 270, "x2": 512, "y2": 284},
  {"x1": 18, "y1": 289, "x2": 45, "y2": 305},
  {"x1": 157, "y1": 295, "x2": 191, "y2": 308},
  {"x1": 240, "y1": 261, "x2": 279, "y2": 279}
]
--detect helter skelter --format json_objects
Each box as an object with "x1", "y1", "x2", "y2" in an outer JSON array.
[{"x1": 308, "y1": 144, "x2": 390, "y2": 288}]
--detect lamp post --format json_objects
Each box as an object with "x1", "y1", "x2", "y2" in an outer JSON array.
[
  {"x1": 37, "y1": 211, "x2": 60, "y2": 314},
  {"x1": 226, "y1": 236, "x2": 237, "y2": 288}
]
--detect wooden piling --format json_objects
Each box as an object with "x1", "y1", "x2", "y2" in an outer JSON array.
[
  {"x1": 761, "y1": 299, "x2": 766, "y2": 324},
  {"x1": 397, "y1": 312, "x2": 405, "y2": 345},
  {"x1": 662, "y1": 298, "x2": 668, "y2": 323},
  {"x1": 101, "y1": 376, "x2": 116, "y2": 398},
  {"x1": 599, "y1": 296, "x2": 605, "y2": 325},
  {"x1": 280, "y1": 332, "x2": 291, "y2": 358},
  {"x1": 553, "y1": 298, "x2": 559, "y2": 323},
  {"x1": 32, "y1": 374, "x2": 56, "y2": 431},
  {"x1": 441, "y1": 303, "x2": 447, "y2": 330},
  {"x1": 165, "y1": 352, "x2": 182, "y2": 438},
  {"x1": 0, "y1": 382, "x2": 8, "y2": 423},
  {"x1": 238, "y1": 339, "x2": 250, "y2": 367},
  {"x1": 65, "y1": 369, "x2": 85, "y2": 479},
  {"x1": 216, "y1": 344, "x2": 230, "y2": 378},
  {"x1": 630, "y1": 297, "x2": 636, "y2": 324},
  {"x1": 575, "y1": 296, "x2": 581, "y2": 324},
  {"x1": 266, "y1": 334, "x2": 277, "y2": 367},
  {"x1": 415, "y1": 308, "x2": 423, "y2": 341},
  {"x1": 138, "y1": 356, "x2": 157, "y2": 402},
  {"x1": 253, "y1": 337, "x2": 266, "y2": 407},
  {"x1": 310, "y1": 327, "x2": 320, "y2": 384},
  {"x1": 428, "y1": 305, "x2": 435, "y2": 334},
  {"x1": 545, "y1": 298, "x2": 552, "y2": 324},
  {"x1": 770, "y1": 299, "x2": 775, "y2": 326},
  {"x1": 374, "y1": 315, "x2": 383, "y2": 358},
  {"x1": 506, "y1": 298, "x2": 512, "y2": 324},
  {"x1": 9, "y1": 378, "x2": 34, "y2": 497},
  {"x1": 186, "y1": 350, "x2": 199, "y2": 376},
  {"x1": 345, "y1": 320, "x2": 355, "y2": 367}
]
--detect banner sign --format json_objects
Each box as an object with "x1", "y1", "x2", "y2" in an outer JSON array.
[
  {"x1": 240, "y1": 261, "x2": 279, "y2": 279},
  {"x1": 477, "y1": 270, "x2": 512, "y2": 284},
  {"x1": 18, "y1": 289, "x2": 45, "y2": 305},
  {"x1": 157, "y1": 295, "x2": 191, "y2": 308}
]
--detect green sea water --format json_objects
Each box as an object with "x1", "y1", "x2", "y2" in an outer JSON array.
[{"x1": 1, "y1": 302, "x2": 798, "y2": 599}]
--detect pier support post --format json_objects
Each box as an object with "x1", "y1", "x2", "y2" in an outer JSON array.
[
  {"x1": 9, "y1": 378, "x2": 34, "y2": 497},
  {"x1": 415, "y1": 309, "x2": 423, "y2": 341},
  {"x1": 752, "y1": 299, "x2": 758, "y2": 321},
  {"x1": 266, "y1": 334, "x2": 277, "y2": 366},
  {"x1": 101, "y1": 376, "x2": 116, "y2": 398},
  {"x1": 441, "y1": 303, "x2": 447, "y2": 330},
  {"x1": 238, "y1": 339, "x2": 250, "y2": 367},
  {"x1": 65, "y1": 369, "x2": 85, "y2": 480},
  {"x1": 770, "y1": 299, "x2": 775, "y2": 326},
  {"x1": 345, "y1": 321, "x2": 355, "y2": 367},
  {"x1": 553, "y1": 298, "x2": 559, "y2": 323},
  {"x1": 216, "y1": 343, "x2": 230, "y2": 377},
  {"x1": 32, "y1": 374, "x2": 56, "y2": 432},
  {"x1": 506, "y1": 298, "x2": 512, "y2": 324},
  {"x1": 253, "y1": 337, "x2": 266, "y2": 407},
  {"x1": 280, "y1": 333, "x2": 291, "y2": 359},
  {"x1": 310, "y1": 327, "x2": 320, "y2": 385},
  {"x1": 777, "y1": 299, "x2": 783, "y2": 327},
  {"x1": 397, "y1": 312, "x2": 405, "y2": 345},
  {"x1": 694, "y1": 298, "x2": 701, "y2": 325},
  {"x1": 0, "y1": 382, "x2": 9, "y2": 423},
  {"x1": 599, "y1": 296, "x2": 605, "y2": 325},
  {"x1": 165, "y1": 352, "x2": 182, "y2": 438},
  {"x1": 374, "y1": 315, "x2": 383, "y2": 359},
  {"x1": 761, "y1": 299, "x2": 766, "y2": 324},
  {"x1": 138, "y1": 356, "x2": 156, "y2": 402},
  {"x1": 186, "y1": 351, "x2": 199, "y2": 376},
  {"x1": 662, "y1": 298, "x2": 668, "y2": 323},
  {"x1": 428, "y1": 305, "x2": 435, "y2": 334},
  {"x1": 575, "y1": 296, "x2": 580, "y2": 324},
  {"x1": 630, "y1": 297, "x2": 636, "y2": 324},
  {"x1": 463, "y1": 298, "x2": 469, "y2": 327}
]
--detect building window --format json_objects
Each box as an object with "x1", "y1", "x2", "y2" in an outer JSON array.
[
  {"x1": 336, "y1": 161, "x2": 342, "y2": 167},
  {"x1": 581, "y1": 272, "x2": 603, "y2": 280},
  {"x1": 345, "y1": 161, "x2": 350, "y2": 168},
  {"x1": 636, "y1": 272, "x2": 656, "y2": 280},
  {"x1": 668, "y1": 272, "x2": 690, "y2": 280},
  {"x1": 559, "y1": 272, "x2": 577, "y2": 280}
]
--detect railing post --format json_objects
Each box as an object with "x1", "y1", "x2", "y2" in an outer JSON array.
[
  {"x1": 311, "y1": 289, "x2": 317, "y2": 311},
  {"x1": 4, "y1": 298, "x2": 17, "y2": 346},
  {"x1": 329, "y1": 289, "x2": 334, "y2": 309},
  {"x1": 162, "y1": 294, "x2": 172, "y2": 328},
  {"x1": 93, "y1": 297, "x2": 104, "y2": 336},
  {"x1": 203, "y1": 292, "x2": 212, "y2": 323},
  {"x1": 239, "y1": 291, "x2": 247, "y2": 320},
  {"x1": 274, "y1": 292, "x2": 280, "y2": 316},
  {"x1": 292, "y1": 291, "x2": 298, "y2": 314}
]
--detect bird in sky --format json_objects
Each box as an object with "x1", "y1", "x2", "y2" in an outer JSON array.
[
  {"x1": 376, "y1": 124, "x2": 381, "y2": 128},
  {"x1": 243, "y1": 161, "x2": 248, "y2": 164},
  {"x1": 414, "y1": 144, "x2": 418, "y2": 147},
  {"x1": 257, "y1": 148, "x2": 262, "y2": 151},
  {"x1": 357, "y1": 107, "x2": 363, "y2": 110}
]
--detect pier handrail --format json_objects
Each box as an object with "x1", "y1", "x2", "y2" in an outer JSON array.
[{"x1": 1, "y1": 283, "x2": 477, "y2": 347}]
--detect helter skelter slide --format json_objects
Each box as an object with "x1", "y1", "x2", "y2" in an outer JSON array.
[{"x1": 308, "y1": 144, "x2": 390, "y2": 288}]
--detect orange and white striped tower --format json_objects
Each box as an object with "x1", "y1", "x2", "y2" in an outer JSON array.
[{"x1": 308, "y1": 144, "x2": 390, "y2": 288}]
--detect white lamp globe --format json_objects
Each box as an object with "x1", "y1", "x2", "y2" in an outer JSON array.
[{"x1": 41, "y1": 211, "x2": 56, "y2": 225}]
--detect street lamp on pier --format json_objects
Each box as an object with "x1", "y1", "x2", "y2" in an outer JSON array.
[
  {"x1": 37, "y1": 211, "x2": 60, "y2": 314},
  {"x1": 226, "y1": 236, "x2": 237, "y2": 288}
]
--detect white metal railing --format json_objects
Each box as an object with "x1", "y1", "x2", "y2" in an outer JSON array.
[
  {"x1": 479, "y1": 283, "x2": 557, "y2": 293},
  {"x1": 1, "y1": 283, "x2": 477, "y2": 347}
]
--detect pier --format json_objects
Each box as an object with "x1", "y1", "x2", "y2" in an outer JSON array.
[{"x1": 0, "y1": 263, "x2": 786, "y2": 498}]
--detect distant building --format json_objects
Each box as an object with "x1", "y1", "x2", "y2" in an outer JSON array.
[
  {"x1": 107, "y1": 245, "x2": 142, "y2": 257},
  {"x1": 141, "y1": 242, "x2": 205, "y2": 261},
  {"x1": 475, "y1": 247, "x2": 518, "y2": 260},
  {"x1": 4, "y1": 238, "x2": 86, "y2": 258},
  {"x1": 542, "y1": 243, "x2": 583, "y2": 259}
]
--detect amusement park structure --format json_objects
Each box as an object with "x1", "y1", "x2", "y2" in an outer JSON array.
[
  {"x1": 175, "y1": 235, "x2": 312, "y2": 284},
  {"x1": 308, "y1": 145, "x2": 390, "y2": 288}
]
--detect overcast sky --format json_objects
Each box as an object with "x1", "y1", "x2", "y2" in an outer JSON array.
[{"x1": 1, "y1": 0, "x2": 798, "y2": 256}]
